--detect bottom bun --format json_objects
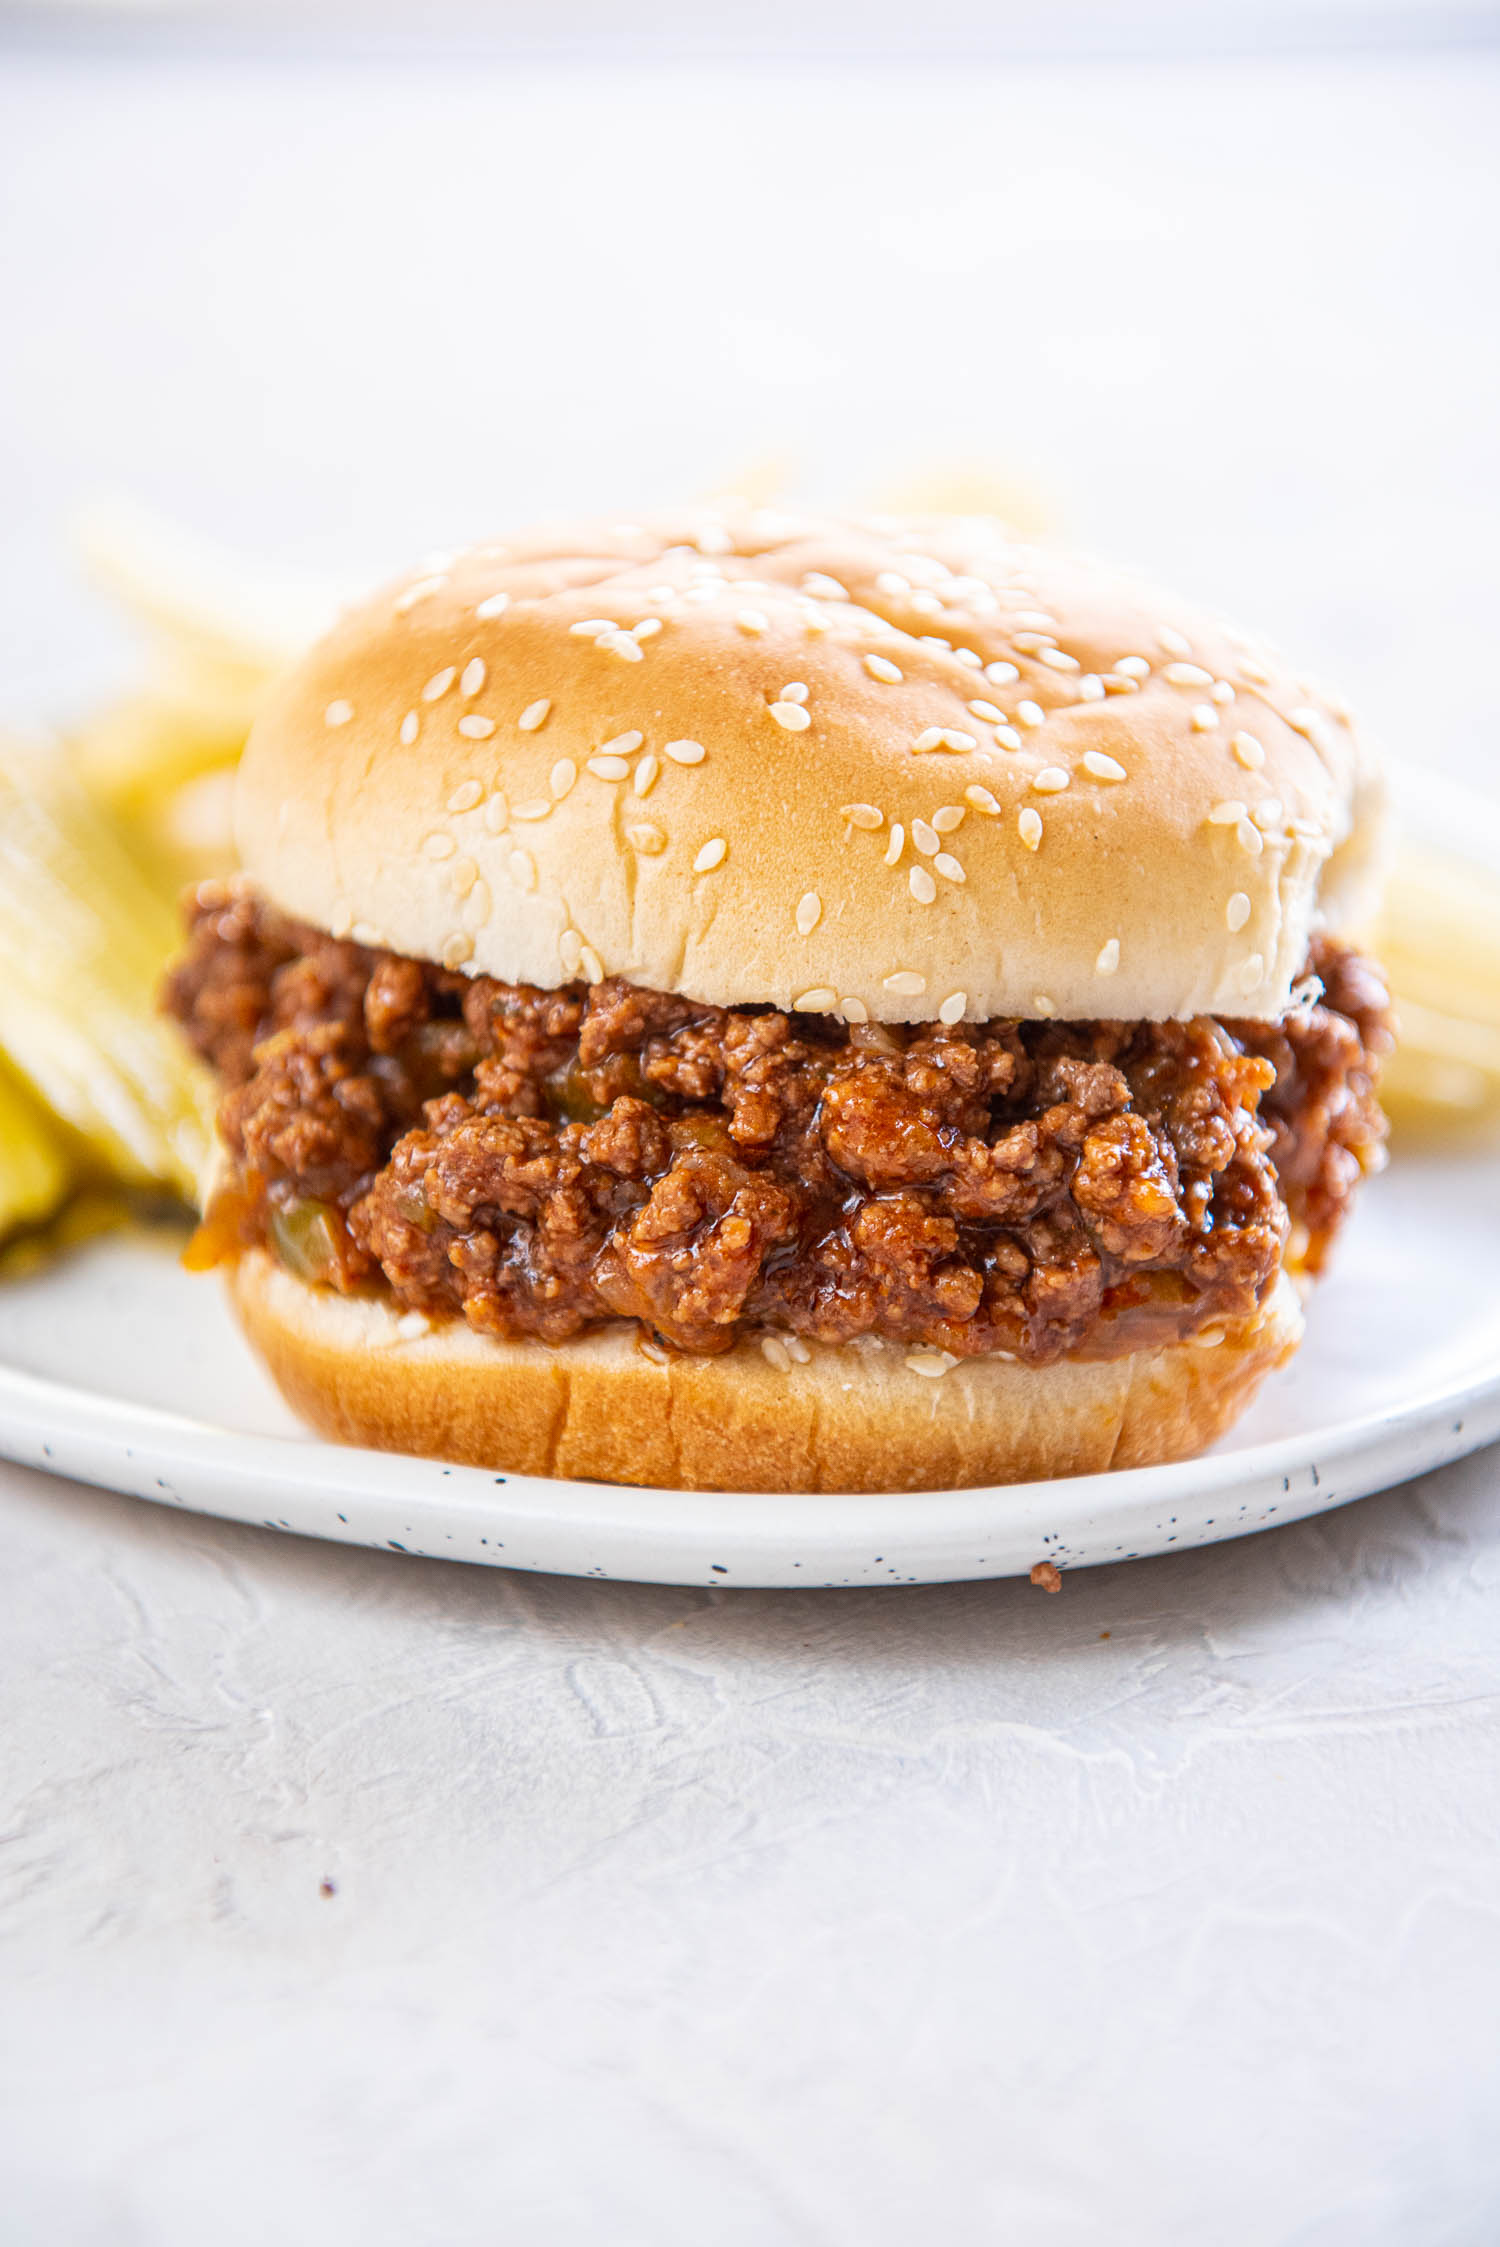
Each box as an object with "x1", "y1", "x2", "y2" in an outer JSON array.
[{"x1": 230, "y1": 1250, "x2": 1303, "y2": 1494}]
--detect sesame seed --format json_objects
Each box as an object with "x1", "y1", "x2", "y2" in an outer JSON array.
[
  {"x1": 968, "y1": 700, "x2": 1005, "y2": 723},
  {"x1": 761, "y1": 1335, "x2": 792, "y2": 1372},
  {"x1": 865, "y1": 654, "x2": 903, "y2": 683},
  {"x1": 1017, "y1": 701, "x2": 1045, "y2": 728},
  {"x1": 1164, "y1": 662, "x2": 1213, "y2": 687},
  {"x1": 793, "y1": 987, "x2": 839, "y2": 1011},
  {"x1": 1032, "y1": 995, "x2": 1057, "y2": 1018},
  {"x1": 953, "y1": 648, "x2": 983, "y2": 669},
  {"x1": 1158, "y1": 626, "x2": 1192, "y2": 656},
  {"x1": 1114, "y1": 657, "x2": 1151, "y2": 680},
  {"x1": 841, "y1": 996, "x2": 870, "y2": 1025},
  {"x1": 919, "y1": 635, "x2": 952, "y2": 654},
  {"x1": 910, "y1": 590, "x2": 943, "y2": 616},
  {"x1": 1238, "y1": 655, "x2": 1271, "y2": 685},
  {"x1": 737, "y1": 609, "x2": 769, "y2": 635},
  {"x1": 1237, "y1": 819, "x2": 1264, "y2": 856},
  {"x1": 423, "y1": 832, "x2": 456, "y2": 860},
  {"x1": 842, "y1": 803, "x2": 884, "y2": 830},
  {"x1": 664, "y1": 739, "x2": 707, "y2": 765},
  {"x1": 693, "y1": 837, "x2": 728, "y2": 873},
  {"x1": 884, "y1": 823, "x2": 905, "y2": 867},
  {"x1": 458, "y1": 715, "x2": 495, "y2": 739},
  {"x1": 803, "y1": 572, "x2": 848, "y2": 600},
  {"x1": 475, "y1": 592, "x2": 511, "y2": 620},
  {"x1": 451, "y1": 857, "x2": 479, "y2": 899},
  {"x1": 1032, "y1": 767, "x2": 1070, "y2": 794},
  {"x1": 570, "y1": 619, "x2": 613, "y2": 639},
  {"x1": 580, "y1": 944, "x2": 603, "y2": 983},
  {"x1": 913, "y1": 727, "x2": 946, "y2": 753},
  {"x1": 508, "y1": 849, "x2": 535, "y2": 891},
  {"x1": 550, "y1": 758, "x2": 577, "y2": 800},
  {"x1": 1288, "y1": 707, "x2": 1332, "y2": 745},
  {"x1": 1191, "y1": 706, "x2": 1219, "y2": 731},
  {"x1": 323, "y1": 699, "x2": 354, "y2": 728},
  {"x1": 632, "y1": 618, "x2": 662, "y2": 640},
  {"x1": 603, "y1": 730, "x2": 644, "y2": 757},
  {"x1": 1232, "y1": 732, "x2": 1266, "y2": 770},
  {"x1": 912, "y1": 818, "x2": 940, "y2": 856},
  {"x1": 1191, "y1": 1326, "x2": 1226, "y2": 1349},
  {"x1": 1016, "y1": 610, "x2": 1056, "y2": 631},
  {"x1": 447, "y1": 780, "x2": 484, "y2": 813},
  {"x1": 784, "y1": 1335, "x2": 811, "y2": 1363},
  {"x1": 908, "y1": 865, "x2": 936, "y2": 904},
  {"x1": 876, "y1": 571, "x2": 909, "y2": 597},
  {"x1": 778, "y1": 682, "x2": 810, "y2": 704},
  {"x1": 1209, "y1": 800, "x2": 1248, "y2": 825},
  {"x1": 985, "y1": 661, "x2": 1020, "y2": 688},
  {"x1": 1039, "y1": 647, "x2": 1080, "y2": 673},
  {"x1": 932, "y1": 805, "x2": 965, "y2": 833},
  {"x1": 559, "y1": 929, "x2": 583, "y2": 973},
  {"x1": 1226, "y1": 891, "x2": 1252, "y2": 931},
  {"x1": 587, "y1": 754, "x2": 631, "y2": 781},
  {"x1": 599, "y1": 631, "x2": 645, "y2": 662},
  {"x1": 1096, "y1": 937, "x2": 1121, "y2": 975},
  {"x1": 350, "y1": 923, "x2": 381, "y2": 947},
  {"x1": 483, "y1": 793, "x2": 508, "y2": 833},
  {"x1": 938, "y1": 992, "x2": 967, "y2": 1025},
  {"x1": 1238, "y1": 953, "x2": 1265, "y2": 995},
  {"x1": 965, "y1": 785, "x2": 1001, "y2": 816},
  {"x1": 1081, "y1": 751, "x2": 1126, "y2": 782},
  {"x1": 634, "y1": 752, "x2": 660, "y2": 795},
  {"x1": 796, "y1": 892, "x2": 822, "y2": 935},
  {"x1": 883, "y1": 970, "x2": 927, "y2": 996},
  {"x1": 460, "y1": 658, "x2": 487, "y2": 697},
  {"x1": 906, "y1": 1350, "x2": 957, "y2": 1379},
  {"x1": 1014, "y1": 631, "x2": 1054, "y2": 655},
  {"x1": 1211, "y1": 680, "x2": 1235, "y2": 705},
  {"x1": 995, "y1": 725, "x2": 1023, "y2": 750},
  {"x1": 464, "y1": 879, "x2": 492, "y2": 930},
  {"x1": 518, "y1": 698, "x2": 550, "y2": 731},
  {"x1": 399, "y1": 710, "x2": 419, "y2": 747},
  {"x1": 394, "y1": 576, "x2": 445, "y2": 614},
  {"x1": 442, "y1": 934, "x2": 475, "y2": 969},
  {"x1": 422, "y1": 668, "x2": 456, "y2": 702},
  {"x1": 625, "y1": 823, "x2": 666, "y2": 854},
  {"x1": 1101, "y1": 674, "x2": 1139, "y2": 695},
  {"x1": 1018, "y1": 807, "x2": 1043, "y2": 850},
  {"x1": 1253, "y1": 797, "x2": 1284, "y2": 830},
  {"x1": 943, "y1": 729, "x2": 977, "y2": 751},
  {"x1": 933, "y1": 852, "x2": 965, "y2": 883},
  {"x1": 1077, "y1": 676, "x2": 1106, "y2": 702},
  {"x1": 512, "y1": 800, "x2": 551, "y2": 821}
]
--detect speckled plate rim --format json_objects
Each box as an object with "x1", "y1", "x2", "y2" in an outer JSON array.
[{"x1": 1, "y1": 1336, "x2": 1498, "y2": 1587}]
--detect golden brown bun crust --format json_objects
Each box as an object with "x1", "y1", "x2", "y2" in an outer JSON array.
[
  {"x1": 236, "y1": 508, "x2": 1382, "y2": 1025},
  {"x1": 231, "y1": 1251, "x2": 1303, "y2": 1495}
]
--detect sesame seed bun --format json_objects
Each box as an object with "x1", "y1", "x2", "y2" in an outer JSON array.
[
  {"x1": 235, "y1": 508, "x2": 1383, "y2": 1025},
  {"x1": 231, "y1": 1249, "x2": 1303, "y2": 1496}
]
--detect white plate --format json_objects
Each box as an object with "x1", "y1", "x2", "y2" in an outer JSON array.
[{"x1": 1, "y1": 769, "x2": 1497, "y2": 1587}]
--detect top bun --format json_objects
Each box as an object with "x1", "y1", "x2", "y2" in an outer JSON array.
[{"x1": 236, "y1": 508, "x2": 1383, "y2": 1024}]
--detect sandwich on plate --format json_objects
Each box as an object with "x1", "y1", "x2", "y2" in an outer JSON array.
[{"x1": 167, "y1": 510, "x2": 1392, "y2": 1492}]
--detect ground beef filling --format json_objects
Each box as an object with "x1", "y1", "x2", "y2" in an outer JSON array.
[{"x1": 166, "y1": 887, "x2": 1392, "y2": 1364}]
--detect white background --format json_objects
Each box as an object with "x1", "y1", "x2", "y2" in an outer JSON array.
[{"x1": 2, "y1": 38, "x2": 1499, "y2": 2244}]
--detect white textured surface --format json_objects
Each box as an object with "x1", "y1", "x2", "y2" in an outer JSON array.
[
  {"x1": 4, "y1": 1459, "x2": 1500, "y2": 2244},
  {"x1": 2, "y1": 47, "x2": 1500, "y2": 2243}
]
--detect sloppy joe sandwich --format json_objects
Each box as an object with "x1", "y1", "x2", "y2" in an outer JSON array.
[{"x1": 167, "y1": 510, "x2": 1393, "y2": 1493}]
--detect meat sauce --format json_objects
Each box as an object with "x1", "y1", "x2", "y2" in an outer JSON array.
[{"x1": 167, "y1": 885, "x2": 1392, "y2": 1364}]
